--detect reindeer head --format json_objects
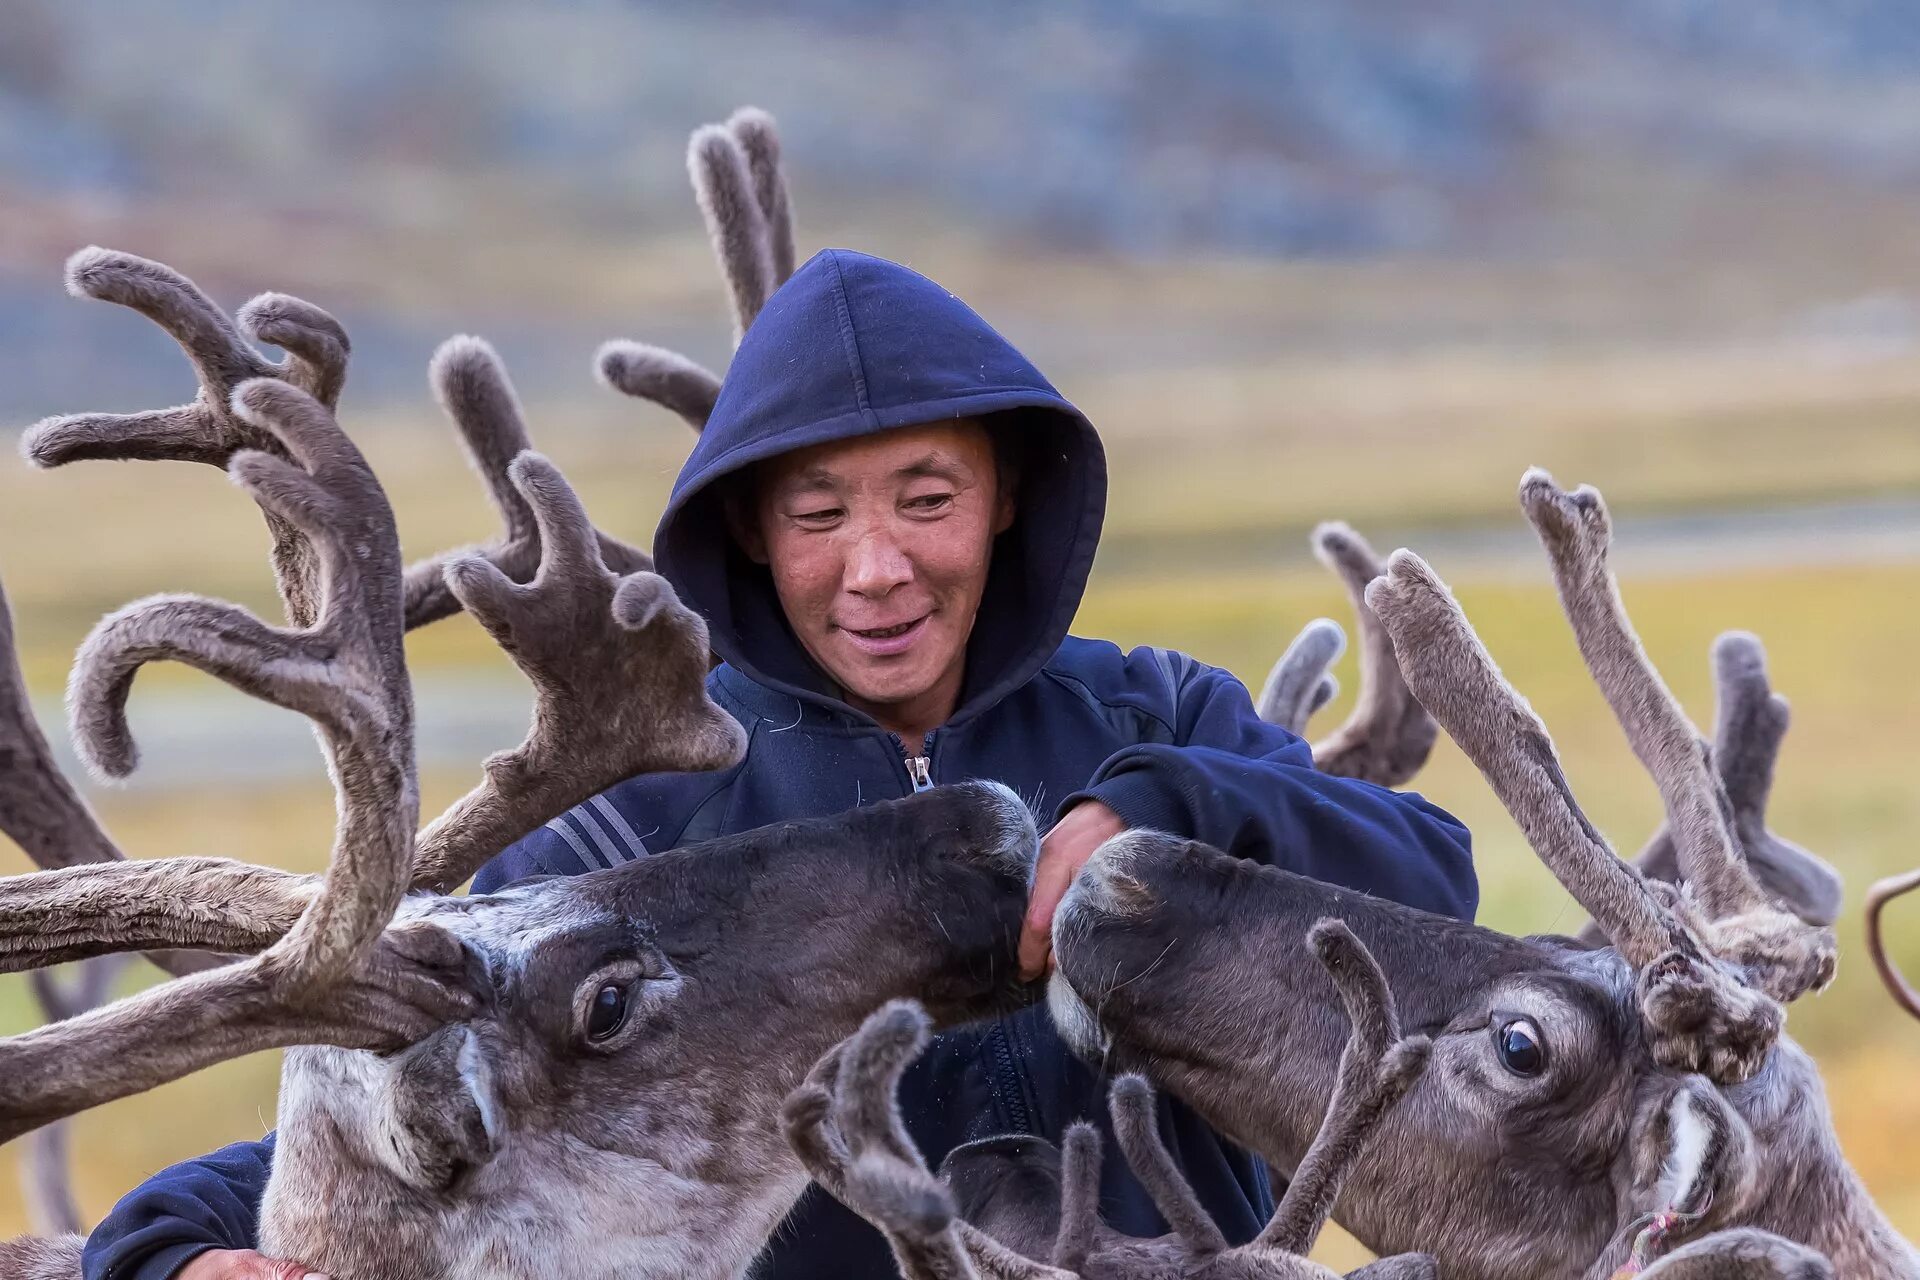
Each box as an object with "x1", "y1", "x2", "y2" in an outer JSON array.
[
  {"x1": 1048, "y1": 474, "x2": 1880, "y2": 1279},
  {"x1": 282, "y1": 780, "x2": 1035, "y2": 1193}
]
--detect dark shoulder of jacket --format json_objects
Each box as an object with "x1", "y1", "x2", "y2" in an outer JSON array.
[
  {"x1": 1035, "y1": 635, "x2": 1215, "y2": 743},
  {"x1": 471, "y1": 674, "x2": 757, "y2": 892}
]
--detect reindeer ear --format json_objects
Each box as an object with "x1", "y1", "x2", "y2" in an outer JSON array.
[
  {"x1": 1630, "y1": 1079, "x2": 1757, "y2": 1224},
  {"x1": 938, "y1": 1135, "x2": 1064, "y2": 1261}
]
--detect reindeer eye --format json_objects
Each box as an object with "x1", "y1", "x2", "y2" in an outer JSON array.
[
  {"x1": 586, "y1": 982, "x2": 631, "y2": 1043},
  {"x1": 1495, "y1": 1017, "x2": 1546, "y2": 1076}
]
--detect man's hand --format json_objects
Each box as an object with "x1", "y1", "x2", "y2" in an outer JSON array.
[
  {"x1": 178, "y1": 1249, "x2": 330, "y2": 1280},
  {"x1": 1019, "y1": 800, "x2": 1127, "y2": 980}
]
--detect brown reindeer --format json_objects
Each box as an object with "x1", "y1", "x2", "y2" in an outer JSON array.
[
  {"x1": 1047, "y1": 472, "x2": 1901, "y2": 1279},
  {"x1": 0, "y1": 248, "x2": 1039, "y2": 1280},
  {"x1": 781, "y1": 919, "x2": 1435, "y2": 1280}
]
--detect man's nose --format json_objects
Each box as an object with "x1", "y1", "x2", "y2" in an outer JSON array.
[{"x1": 844, "y1": 527, "x2": 913, "y2": 597}]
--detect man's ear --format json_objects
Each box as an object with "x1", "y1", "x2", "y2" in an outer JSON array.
[
  {"x1": 992, "y1": 462, "x2": 1019, "y2": 536},
  {"x1": 722, "y1": 483, "x2": 770, "y2": 565}
]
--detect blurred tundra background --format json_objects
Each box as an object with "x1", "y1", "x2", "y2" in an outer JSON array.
[{"x1": 1, "y1": 0, "x2": 1918, "y2": 1261}]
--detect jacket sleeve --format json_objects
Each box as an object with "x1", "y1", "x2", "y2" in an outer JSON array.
[
  {"x1": 82, "y1": 1135, "x2": 277, "y2": 1280},
  {"x1": 1064, "y1": 651, "x2": 1477, "y2": 922}
]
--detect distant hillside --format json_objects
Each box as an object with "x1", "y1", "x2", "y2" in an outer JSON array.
[{"x1": 7, "y1": 0, "x2": 1920, "y2": 417}]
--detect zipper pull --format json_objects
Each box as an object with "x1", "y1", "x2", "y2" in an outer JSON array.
[{"x1": 906, "y1": 755, "x2": 933, "y2": 792}]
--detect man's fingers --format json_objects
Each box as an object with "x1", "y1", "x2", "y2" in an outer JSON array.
[{"x1": 1020, "y1": 844, "x2": 1079, "y2": 979}]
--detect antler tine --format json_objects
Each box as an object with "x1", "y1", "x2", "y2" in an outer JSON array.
[
  {"x1": 1259, "y1": 920, "x2": 1431, "y2": 1255},
  {"x1": 1309, "y1": 522, "x2": 1439, "y2": 785},
  {"x1": 407, "y1": 452, "x2": 743, "y2": 892},
  {"x1": 237, "y1": 292, "x2": 351, "y2": 411},
  {"x1": 594, "y1": 341, "x2": 721, "y2": 431},
  {"x1": 401, "y1": 336, "x2": 652, "y2": 630},
  {"x1": 691, "y1": 122, "x2": 777, "y2": 344},
  {"x1": 0, "y1": 917, "x2": 480, "y2": 1146},
  {"x1": 0, "y1": 573, "x2": 228, "y2": 978},
  {"x1": 1, "y1": 574, "x2": 128, "y2": 873},
  {"x1": 22, "y1": 249, "x2": 355, "y2": 627},
  {"x1": 728, "y1": 106, "x2": 797, "y2": 285},
  {"x1": 1107, "y1": 1075, "x2": 1229, "y2": 1256},
  {"x1": 1577, "y1": 633, "x2": 1842, "y2": 946},
  {"x1": 1258, "y1": 617, "x2": 1343, "y2": 735},
  {"x1": 1866, "y1": 869, "x2": 1920, "y2": 1020},
  {"x1": 0, "y1": 858, "x2": 310, "y2": 973},
  {"x1": 783, "y1": 1005, "x2": 1067, "y2": 1280},
  {"x1": 1519, "y1": 471, "x2": 1836, "y2": 1003},
  {"x1": 65, "y1": 377, "x2": 414, "y2": 990},
  {"x1": 21, "y1": 957, "x2": 123, "y2": 1234},
  {"x1": 1368, "y1": 549, "x2": 1784, "y2": 1083},
  {"x1": 824, "y1": 1002, "x2": 987, "y2": 1280},
  {"x1": 1365, "y1": 550, "x2": 1680, "y2": 966},
  {"x1": 1709, "y1": 633, "x2": 1843, "y2": 926},
  {"x1": 595, "y1": 108, "x2": 798, "y2": 432},
  {"x1": 1049, "y1": 1123, "x2": 1102, "y2": 1271}
]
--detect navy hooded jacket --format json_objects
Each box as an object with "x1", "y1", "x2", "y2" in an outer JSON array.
[{"x1": 83, "y1": 250, "x2": 1475, "y2": 1280}]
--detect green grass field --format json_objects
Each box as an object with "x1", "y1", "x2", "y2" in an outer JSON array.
[{"x1": 0, "y1": 366, "x2": 1916, "y2": 1258}]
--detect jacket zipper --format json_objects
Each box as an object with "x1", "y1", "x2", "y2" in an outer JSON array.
[
  {"x1": 890, "y1": 728, "x2": 1032, "y2": 1134},
  {"x1": 896, "y1": 731, "x2": 938, "y2": 793},
  {"x1": 987, "y1": 1019, "x2": 1035, "y2": 1134}
]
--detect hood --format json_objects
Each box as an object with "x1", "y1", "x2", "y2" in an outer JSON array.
[{"x1": 653, "y1": 249, "x2": 1106, "y2": 727}]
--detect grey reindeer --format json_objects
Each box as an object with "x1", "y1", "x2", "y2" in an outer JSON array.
[
  {"x1": 0, "y1": 249, "x2": 1040, "y2": 1280},
  {"x1": 1047, "y1": 471, "x2": 1907, "y2": 1279},
  {"x1": 779, "y1": 918, "x2": 1434, "y2": 1280}
]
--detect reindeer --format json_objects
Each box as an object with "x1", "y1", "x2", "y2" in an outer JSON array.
[
  {"x1": 0, "y1": 246, "x2": 1040, "y2": 1280},
  {"x1": 1046, "y1": 471, "x2": 1911, "y2": 1279},
  {"x1": 779, "y1": 919, "x2": 1438, "y2": 1280}
]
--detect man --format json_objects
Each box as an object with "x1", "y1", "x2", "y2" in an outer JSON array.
[{"x1": 84, "y1": 250, "x2": 1474, "y2": 1280}]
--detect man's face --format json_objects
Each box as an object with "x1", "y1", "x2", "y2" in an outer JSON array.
[{"x1": 740, "y1": 421, "x2": 1014, "y2": 729}]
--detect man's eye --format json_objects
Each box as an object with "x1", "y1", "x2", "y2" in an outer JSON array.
[
  {"x1": 789, "y1": 508, "x2": 842, "y2": 526},
  {"x1": 905, "y1": 494, "x2": 954, "y2": 513}
]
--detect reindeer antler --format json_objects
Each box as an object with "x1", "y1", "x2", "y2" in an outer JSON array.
[
  {"x1": 1578, "y1": 633, "x2": 1842, "y2": 947},
  {"x1": 1866, "y1": 868, "x2": 1920, "y2": 1020},
  {"x1": 1306, "y1": 523, "x2": 1439, "y2": 785},
  {"x1": 1257, "y1": 920, "x2": 1431, "y2": 1255},
  {"x1": 1259, "y1": 522, "x2": 1438, "y2": 786},
  {"x1": 65, "y1": 378, "x2": 416, "y2": 988},
  {"x1": 406, "y1": 453, "x2": 743, "y2": 892},
  {"x1": 1517, "y1": 473, "x2": 1837, "y2": 1006},
  {"x1": 1258, "y1": 618, "x2": 1342, "y2": 735},
  {"x1": 783, "y1": 1002, "x2": 1072, "y2": 1280},
  {"x1": 21, "y1": 249, "x2": 350, "y2": 626},
  {"x1": 597, "y1": 107, "x2": 800, "y2": 432},
  {"x1": 400, "y1": 336, "x2": 652, "y2": 628},
  {"x1": 1364, "y1": 478, "x2": 1814, "y2": 1083},
  {"x1": 19, "y1": 958, "x2": 122, "y2": 1234}
]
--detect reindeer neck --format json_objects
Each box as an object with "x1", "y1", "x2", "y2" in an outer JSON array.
[{"x1": 1732, "y1": 1041, "x2": 1919, "y2": 1280}]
